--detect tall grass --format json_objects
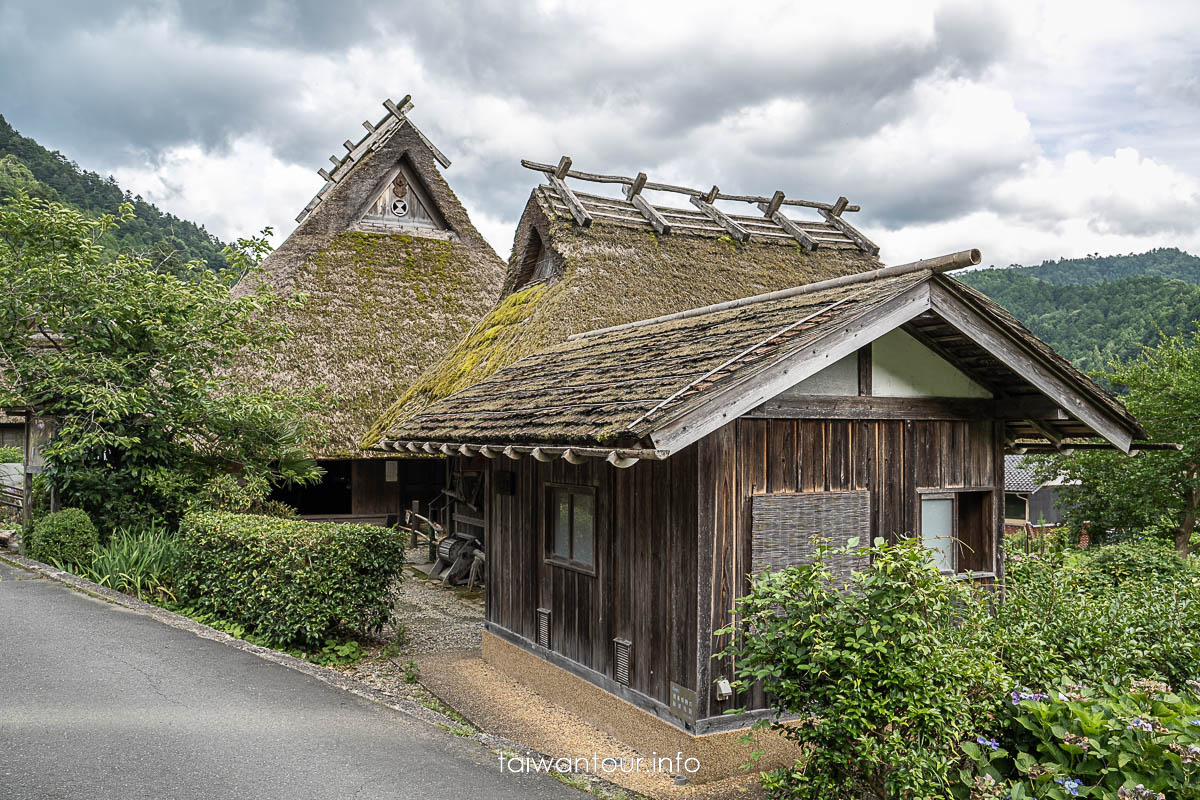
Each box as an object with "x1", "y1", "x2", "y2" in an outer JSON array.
[{"x1": 59, "y1": 522, "x2": 181, "y2": 601}]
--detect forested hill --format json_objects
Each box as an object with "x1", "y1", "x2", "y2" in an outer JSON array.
[
  {"x1": 0, "y1": 114, "x2": 226, "y2": 273},
  {"x1": 958, "y1": 249, "x2": 1200, "y2": 376}
]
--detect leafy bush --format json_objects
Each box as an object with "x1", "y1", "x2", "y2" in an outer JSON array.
[
  {"x1": 1073, "y1": 540, "x2": 1194, "y2": 588},
  {"x1": 723, "y1": 538, "x2": 1007, "y2": 800},
  {"x1": 70, "y1": 523, "x2": 180, "y2": 601},
  {"x1": 175, "y1": 511, "x2": 406, "y2": 647},
  {"x1": 27, "y1": 507, "x2": 97, "y2": 565},
  {"x1": 0, "y1": 444, "x2": 22, "y2": 463},
  {"x1": 991, "y1": 552, "x2": 1200, "y2": 688},
  {"x1": 965, "y1": 681, "x2": 1200, "y2": 799}
]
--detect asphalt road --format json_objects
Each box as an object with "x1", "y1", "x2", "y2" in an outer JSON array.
[{"x1": 0, "y1": 561, "x2": 581, "y2": 800}]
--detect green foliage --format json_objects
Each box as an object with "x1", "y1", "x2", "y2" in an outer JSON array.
[
  {"x1": 958, "y1": 249, "x2": 1200, "y2": 376},
  {"x1": 1073, "y1": 540, "x2": 1194, "y2": 588},
  {"x1": 27, "y1": 507, "x2": 98, "y2": 565},
  {"x1": 403, "y1": 659, "x2": 420, "y2": 684},
  {"x1": 0, "y1": 445, "x2": 21, "y2": 463},
  {"x1": 722, "y1": 538, "x2": 1007, "y2": 799},
  {"x1": 174, "y1": 511, "x2": 407, "y2": 647},
  {"x1": 67, "y1": 523, "x2": 181, "y2": 601},
  {"x1": 307, "y1": 639, "x2": 368, "y2": 667},
  {"x1": 1027, "y1": 328, "x2": 1200, "y2": 555},
  {"x1": 0, "y1": 194, "x2": 322, "y2": 532},
  {"x1": 989, "y1": 549, "x2": 1200, "y2": 690},
  {"x1": 964, "y1": 682, "x2": 1200, "y2": 799},
  {"x1": 0, "y1": 115, "x2": 226, "y2": 274}
]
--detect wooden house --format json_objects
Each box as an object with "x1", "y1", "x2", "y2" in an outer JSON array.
[
  {"x1": 231, "y1": 97, "x2": 506, "y2": 523},
  {"x1": 1004, "y1": 454, "x2": 1074, "y2": 530},
  {"x1": 365, "y1": 161, "x2": 1150, "y2": 756}
]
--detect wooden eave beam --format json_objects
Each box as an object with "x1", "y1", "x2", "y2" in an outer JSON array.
[
  {"x1": 928, "y1": 281, "x2": 1136, "y2": 453},
  {"x1": 689, "y1": 195, "x2": 750, "y2": 242},
  {"x1": 1024, "y1": 417, "x2": 1064, "y2": 446}
]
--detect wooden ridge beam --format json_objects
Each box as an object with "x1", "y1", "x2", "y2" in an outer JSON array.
[
  {"x1": 689, "y1": 195, "x2": 749, "y2": 242},
  {"x1": 543, "y1": 156, "x2": 592, "y2": 227},
  {"x1": 624, "y1": 173, "x2": 671, "y2": 234},
  {"x1": 518, "y1": 158, "x2": 859, "y2": 212},
  {"x1": 758, "y1": 198, "x2": 818, "y2": 250},
  {"x1": 820, "y1": 208, "x2": 880, "y2": 256}
]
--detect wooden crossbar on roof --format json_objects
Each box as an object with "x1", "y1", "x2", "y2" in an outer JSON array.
[
  {"x1": 295, "y1": 95, "x2": 451, "y2": 224},
  {"x1": 520, "y1": 157, "x2": 878, "y2": 255}
]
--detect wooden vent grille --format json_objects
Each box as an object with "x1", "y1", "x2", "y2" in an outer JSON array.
[
  {"x1": 613, "y1": 638, "x2": 632, "y2": 686},
  {"x1": 536, "y1": 608, "x2": 551, "y2": 649},
  {"x1": 751, "y1": 491, "x2": 871, "y2": 581}
]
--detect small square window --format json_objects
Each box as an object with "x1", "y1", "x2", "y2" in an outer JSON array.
[{"x1": 546, "y1": 484, "x2": 596, "y2": 573}]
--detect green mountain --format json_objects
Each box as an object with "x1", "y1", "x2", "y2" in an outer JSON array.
[
  {"x1": 959, "y1": 250, "x2": 1200, "y2": 376},
  {"x1": 0, "y1": 114, "x2": 226, "y2": 273}
]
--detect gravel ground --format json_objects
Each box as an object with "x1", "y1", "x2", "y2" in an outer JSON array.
[{"x1": 329, "y1": 549, "x2": 765, "y2": 800}]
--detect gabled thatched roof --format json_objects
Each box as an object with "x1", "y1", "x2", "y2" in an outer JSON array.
[
  {"x1": 232, "y1": 99, "x2": 506, "y2": 458},
  {"x1": 373, "y1": 263, "x2": 1146, "y2": 459},
  {"x1": 362, "y1": 170, "x2": 884, "y2": 448}
]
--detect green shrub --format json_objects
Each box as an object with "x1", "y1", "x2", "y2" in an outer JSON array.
[
  {"x1": 27, "y1": 507, "x2": 98, "y2": 565},
  {"x1": 1073, "y1": 540, "x2": 1194, "y2": 588},
  {"x1": 723, "y1": 538, "x2": 1007, "y2": 800},
  {"x1": 965, "y1": 681, "x2": 1200, "y2": 799},
  {"x1": 992, "y1": 552, "x2": 1200, "y2": 688},
  {"x1": 0, "y1": 445, "x2": 22, "y2": 463},
  {"x1": 175, "y1": 511, "x2": 406, "y2": 647},
  {"x1": 71, "y1": 523, "x2": 181, "y2": 601}
]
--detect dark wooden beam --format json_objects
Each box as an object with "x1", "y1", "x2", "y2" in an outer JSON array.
[
  {"x1": 857, "y1": 345, "x2": 872, "y2": 396},
  {"x1": 745, "y1": 395, "x2": 994, "y2": 421}
]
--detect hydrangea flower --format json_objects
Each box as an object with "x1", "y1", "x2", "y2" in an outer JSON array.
[
  {"x1": 1056, "y1": 778, "x2": 1082, "y2": 797},
  {"x1": 976, "y1": 735, "x2": 1000, "y2": 751},
  {"x1": 1010, "y1": 689, "x2": 1049, "y2": 706}
]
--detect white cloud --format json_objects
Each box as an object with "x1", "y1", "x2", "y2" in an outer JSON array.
[{"x1": 110, "y1": 137, "x2": 316, "y2": 246}]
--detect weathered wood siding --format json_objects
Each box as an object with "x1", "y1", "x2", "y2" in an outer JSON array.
[
  {"x1": 697, "y1": 416, "x2": 1001, "y2": 718},
  {"x1": 486, "y1": 449, "x2": 699, "y2": 712}
]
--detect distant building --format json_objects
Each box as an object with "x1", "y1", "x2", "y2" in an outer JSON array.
[{"x1": 1004, "y1": 453, "x2": 1073, "y2": 528}]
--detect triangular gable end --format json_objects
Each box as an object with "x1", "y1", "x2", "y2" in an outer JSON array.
[
  {"x1": 646, "y1": 278, "x2": 1142, "y2": 455},
  {"x1": 354, "y1": 157, "x2": 456, "y2": 240}
]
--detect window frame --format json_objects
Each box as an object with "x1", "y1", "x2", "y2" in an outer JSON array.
[
  {"x1": 916, "y1": 486, "x2": 994, "y2": 576},
  {"x1": 543, "y1": 482, "x2": 597, "y2": 576}
]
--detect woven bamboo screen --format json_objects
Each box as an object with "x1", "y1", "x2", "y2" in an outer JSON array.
[{"x1": 751, "y1": 491, "x2": 871, "y2": 580}]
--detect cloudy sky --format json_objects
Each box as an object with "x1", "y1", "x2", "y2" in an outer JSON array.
[{"x1": 3, "y1": 0, "x2": 1200, "y2": 267}]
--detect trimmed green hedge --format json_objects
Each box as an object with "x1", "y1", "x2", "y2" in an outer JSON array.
[
  {"x1": 28, "y1": 507, "x2": 98, "y2": 565},
  {"x1": 175, "y1": 511, "x2": 406, "y2": 646}
]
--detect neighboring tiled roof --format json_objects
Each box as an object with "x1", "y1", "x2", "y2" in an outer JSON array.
[{"x1": 1004, "y1": 455, "x2": 1041, "y2": 492}]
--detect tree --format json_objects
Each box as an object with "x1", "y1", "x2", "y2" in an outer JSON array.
[
  {"x1": 1029, "y1": 330, "x2": 1200, "y2": 555},
  {"x1": 0, "y1": 194, "x2": 321, "y2": 532}
]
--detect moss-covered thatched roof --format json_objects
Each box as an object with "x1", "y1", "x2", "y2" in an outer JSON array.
[
  {"x1": 362, "y1": 185, "x2": 883, "y2": 447},
  {"x1": 232, "y1": 116, "x2": 506, "y2": 458},
  {"x1": 375, "y1": 270, "x2": 1145, "y2": 452}
]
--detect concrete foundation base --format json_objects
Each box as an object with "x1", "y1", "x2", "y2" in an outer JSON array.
[{"x1": 481, "y1": 630, "x2": 798, "y2": 784}]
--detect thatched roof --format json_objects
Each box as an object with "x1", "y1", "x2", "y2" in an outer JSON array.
[
  {"x1": 362, "y1": 169, "x2": 884, "y2": 448},
  {"x1": 374, "y1": 266, "x2": 1145, "y2": 458},
  {"x1": 232, "y1": 99, "x2": 506, "y2": 458}
]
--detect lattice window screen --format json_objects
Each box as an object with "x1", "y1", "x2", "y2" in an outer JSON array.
[{"x1": 751, "y1": 491, "x2": 872, "y2": 580}]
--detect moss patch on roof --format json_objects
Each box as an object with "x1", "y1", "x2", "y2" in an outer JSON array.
[
  {"x1": 363, "y1": 202, "x2": 882, "y2": 447},
  {"x1": 235, "y1": 231, "x2": 504, "y2": 457}
]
